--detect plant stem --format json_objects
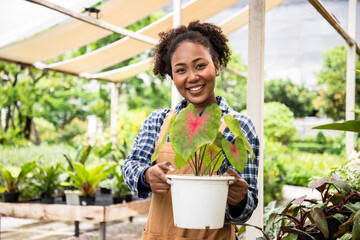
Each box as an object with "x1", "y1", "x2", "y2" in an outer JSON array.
[
  {"x1": 199, "y1": 144, "x2": 207, "y2": 172},
  {"x1": 218, "y1": 150, "x2": 226, "y2": 174},
  {"x1": 188, "y1": 153, "x2": 196, "y2": 175},
  {"x1": 195, "y1": 151, "x2": 199, "y2": 175},
  {"x1": 210, "y1": 153, "x2": 222, "y2": 175}
]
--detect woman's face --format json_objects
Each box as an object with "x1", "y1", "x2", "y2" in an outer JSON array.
[{"x1": 171, "y1": 41, "x2": 219, "y2": 113}]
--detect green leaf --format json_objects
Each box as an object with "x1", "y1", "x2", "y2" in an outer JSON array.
[
  {"x1": 222, "y1": 138, "x2": 248, "y2": 173},
  {"x1": 353, "y1": 210, "x2": 360, "y2": 240},
  {"x1": 280, "y1": 226, "x2": 316, "y2": 240},
  {"x1": 203, "y1": 143, "x2": 222, "y2": 173},
  {"x1": 352, "y1": 109, "x2": 360, "y2": 114},
  {"x1": 213, "y1": 131, "x2": 223, "y2": 148},
  {"x1": 170, "y1": 104, "x2": 221, "y2": 161},
  {"x1": 345, "y1": 202, "x2": 360, "y2": 213},
  {"x1": 310, "y1": 207, "x2": 328, "y2": 239},
  {"x1": 174, "y1": 153, "x2": 188, "y2": 170},
  {"x1": 97, "y1": 142, "x2": 113, "y2": 158},
  {"x1": 282, "y1": 234, "x2": 298, "y2": 240},
  {"x1": 312, "y1": 120, "x2": 360, "y2": 133},
  {"x1": 151, "y1": 115, "x2": 176, "y2": 163},
  {"x1": 332, "y1": 213, "x2": 346, "y2": 224},
  {"x1": 224, "y1": 115, "x2": 254, "y2": 161},
  {"x1": 18, "y1": 161, "x2": 36, "y2": 180},
  {"x1": 80, "y1": 145, "x2": 92, "y2": 165}
]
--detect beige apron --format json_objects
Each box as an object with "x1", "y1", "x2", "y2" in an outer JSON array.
[{"x1": 142, "y1": 110, "x2": 236, "y2": 240}]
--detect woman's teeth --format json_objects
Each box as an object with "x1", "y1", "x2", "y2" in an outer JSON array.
[{"x1": 189, "y1": 86, "x2": 203, "y2": 91}]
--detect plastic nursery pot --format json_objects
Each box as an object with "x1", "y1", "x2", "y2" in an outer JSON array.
[
  {"x1": 40, "y1": 197, "x2": 55, "y2": 204},
  {"x1": 112, "y1": 196, "x2": 124, "y2": 204},
  {"x1": 125, "y1": 194, "x2": 133, "y2": 203},
  {"x1": 64, "y1": 190, "x2": 80, "y2": 206},
  {"x1": 2, "y1": 192, "x2": 20, "y2": 203},
  {"x1": 100, "y1": 187, "x2": 112, "y2": 194},
  {"x1": 79, "y1": 196, "x2": 95, "y2": 206},
  {"x1": 166, "y1": 174, "x2": 234, "y2": 229}
]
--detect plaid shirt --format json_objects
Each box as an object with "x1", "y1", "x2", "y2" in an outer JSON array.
[{"x1": 123, "y1": 96, "x2": 259, "y2": 223}]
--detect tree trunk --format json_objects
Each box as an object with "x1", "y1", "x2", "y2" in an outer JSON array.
[
  {"x1": 5, "y1": 106, "x2": 10, "y2": 132},
  {"x1": 24, "y1": 116, "x2": 32, "y2": 140},
  {"x1": 31, "y1": 119, "x2": 40, "y2": 145}
]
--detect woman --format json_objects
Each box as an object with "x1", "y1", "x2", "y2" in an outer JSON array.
[{"x1": 123, "y1": 20, "x2": 259, "y2": 240}]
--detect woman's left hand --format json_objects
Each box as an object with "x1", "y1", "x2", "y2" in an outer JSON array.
[{"x1": 226, "y1": 168, "x2": 248, "y2": 206}]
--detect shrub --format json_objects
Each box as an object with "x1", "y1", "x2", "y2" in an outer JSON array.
[
  {"x1": 59, "y1": 118, "x2": 86, "y2": 142},
  {"x1": 264, "y1": 102, "x2": 297, "y2": 144},
  {"x1": 264, "y1": 140, "x2": 287, "y2": 205},
  {"x1": 33, "y1": 117, "x2": 59, "y2": 144},
  {"x1": 264, "y1": 78, "x2": 316, "y2": 117},
  {"x1": 264, "y1": 139, "x2": 346, "y2": 187},
  {"x1": 336, "y1": 151, "x2": 360, "y2": 192},
  {"x1": 290, "y1": 133, "x2": 345, "y2": 155},
  {"x1": 315, "y1": 131, "x2": 326, "y2": 145}
]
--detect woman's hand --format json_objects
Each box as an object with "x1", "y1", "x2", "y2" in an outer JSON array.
[
  {"x1": 226, "y1": 168, "x2": 248, "y2": 206},
  {"x1": 144, "y1": 162, "x2": 171, "y2": 194}
]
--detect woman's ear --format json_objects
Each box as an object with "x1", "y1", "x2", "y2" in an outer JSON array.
[{"x1": 214, "y1": 59, "x2": 220, "y2": 76}]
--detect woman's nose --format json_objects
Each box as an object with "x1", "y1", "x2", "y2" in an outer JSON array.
[{"x1": 187, "y1": 70, "x2": 199, "y2": 82}]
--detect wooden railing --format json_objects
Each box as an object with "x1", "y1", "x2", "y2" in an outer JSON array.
[{"x1": 0, "y1": 199, "x2": 150, "y2": 240}]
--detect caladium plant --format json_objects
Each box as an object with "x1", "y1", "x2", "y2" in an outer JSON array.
[{"x1": 151, "y1": 103, "x2": 254, "y2": 176}]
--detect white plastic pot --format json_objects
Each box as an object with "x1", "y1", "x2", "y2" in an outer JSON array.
[
  {"x1": 64, "y1": 190, "x2": 80, "y2": 205},
  {"x1": 166, "y1": 174, "x2": 234, "y2": 229}
]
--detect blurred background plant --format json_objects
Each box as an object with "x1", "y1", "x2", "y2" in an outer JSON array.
[
  {"x1": 31, "y1": 160, "x2": 63, "y2": 201},
  {"x1": 336, "y1": 151, "x2": 360, "y2": 193}
]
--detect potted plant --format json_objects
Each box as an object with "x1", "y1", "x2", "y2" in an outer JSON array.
[
  {"x1": 63, "y1": 141, "x2": 93, "y2": 205},
  {"x1": 61, "y1": 162, "x2": 114, "y2": 206},
  {"x1": 151, "y1": 103, "x2": 254, "y2": 229},
  {"x1": 31, "y1": 161, "x2": 63, "y2": 204},
  {"x1": 261, "y1": 196, "x2": 329, "y2": 240},
  {"x1": 110, "y1": 163, "x2": 131, "y2": 204},
  {"x1": 1, "y1": 161, "x2": 36, "y2": 202}
]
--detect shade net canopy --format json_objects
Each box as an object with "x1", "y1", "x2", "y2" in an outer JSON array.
[{"x1": 0, "y1": 0, "x2": 285, "y2": 83}]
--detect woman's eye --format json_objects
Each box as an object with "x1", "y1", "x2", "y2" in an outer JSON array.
[
  {"x1": 175, "y1": 68, "x2": 185, "y2": 73},
  {"x1": 196, "y1": 64, "x2": 206, "y2": 69}
]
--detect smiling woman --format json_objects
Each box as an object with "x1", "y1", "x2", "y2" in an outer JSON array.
[{"x1": 123, "y1": 20, "x2": 259, "y2": 240}]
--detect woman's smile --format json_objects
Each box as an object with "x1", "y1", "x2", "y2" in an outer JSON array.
[{"x1": 187, "y1": 84, "x2": 205, "y2": 93}]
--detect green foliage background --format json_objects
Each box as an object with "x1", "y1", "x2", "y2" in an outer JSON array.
[{"x1": 314, "y1": 46, "x2": 360, "y2": 121}]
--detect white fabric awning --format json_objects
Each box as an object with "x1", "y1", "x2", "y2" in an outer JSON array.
[
  {"x1": 82, "y1": 0, "x2": 285, "y2": 83},
  {"x1": 46, "y1": 0, "x2": 239, "y2": 74},
  {"x1": 0, "y1": 0, "x2": 285, "y2": 83},
  {"x1": 0, "y1": 0, "x2": 172, "y2": 63}
]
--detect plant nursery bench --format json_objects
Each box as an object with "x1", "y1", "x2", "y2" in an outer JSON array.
[{"x1": 0, "y1": 199, "x2": 150, "y2": 240}]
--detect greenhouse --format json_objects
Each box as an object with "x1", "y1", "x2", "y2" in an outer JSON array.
[{"x1": 0, "y1": 0, "x2": 359, "y2": 239}]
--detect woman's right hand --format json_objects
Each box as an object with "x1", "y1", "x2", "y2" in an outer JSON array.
[{"x1": 144, "y1": 162, "x2": 171, "y2": 194}]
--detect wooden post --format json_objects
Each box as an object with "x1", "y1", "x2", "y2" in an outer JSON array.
[
  {"x1": 246, "y1": 0, "x2": 265, "y2": 238},
  {"x1": 110, "y1": 83, "x2": 119, "y2": 147},
  {"x1": 74, "y1": 221, "x2": 80, "y2": 237},
  {"x1": 345, "y1": 0, "x2": 357, "y2": 154},
  {"x1": 100, "y1": 222, "x2": 106, "y2": 240},
  {"x1": 171, "y1": 0, "x2": 183, "y2": 109}
]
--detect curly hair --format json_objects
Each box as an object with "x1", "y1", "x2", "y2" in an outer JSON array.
[{"x1": 152, "y1": 20, "x2": 231, "y2": 79}]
